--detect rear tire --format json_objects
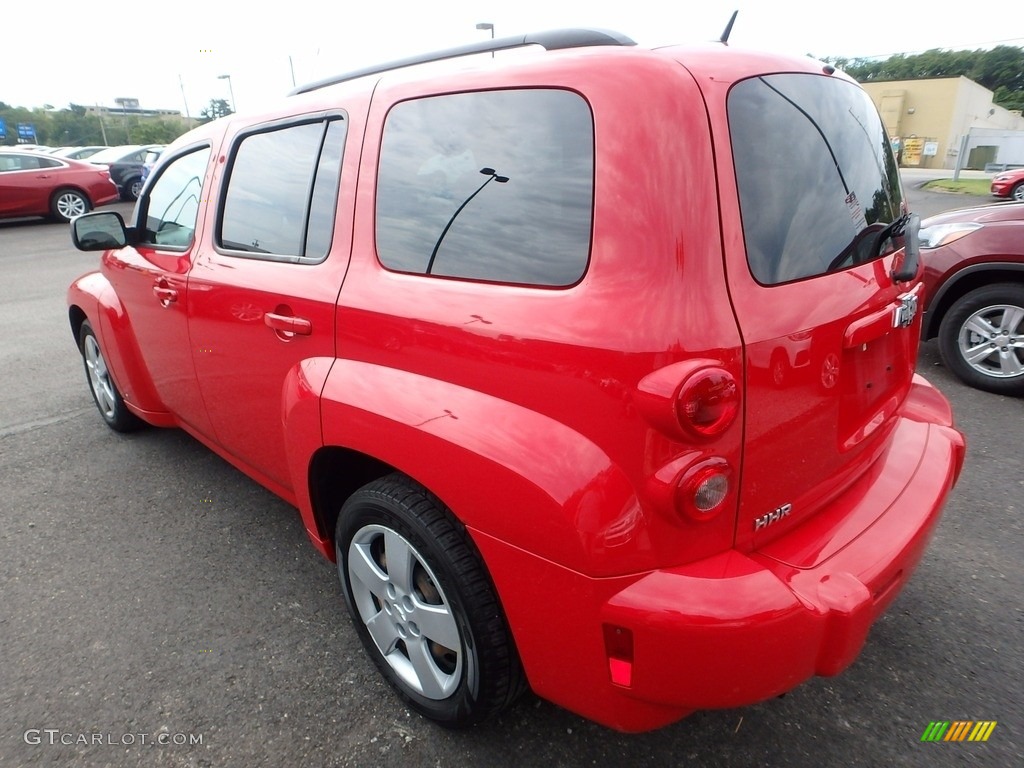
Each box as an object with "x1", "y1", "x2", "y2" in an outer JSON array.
[
  {"x1": 937, "y1": 283, "x2": 1024, "y2": 396},
  {"x1": 79, "y1": 320, "x2": 144, "y2": 431},
  {"x1": 50, "y1": 188, "x2": 90, "y2": 223},
  {"x1": 336, "y1": 474, "x2": 526, "y2": 727}
]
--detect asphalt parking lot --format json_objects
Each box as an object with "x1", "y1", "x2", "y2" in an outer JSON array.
[{"x1": 1, "y1": 191, "x2": 1021, "y2": 768}]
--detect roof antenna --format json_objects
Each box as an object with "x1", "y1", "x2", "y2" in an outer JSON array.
[{"x1": 719, "y1": 11, "x2": 738, "y2": 44}]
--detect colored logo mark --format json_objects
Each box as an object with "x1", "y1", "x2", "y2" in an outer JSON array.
[{"x1": 921, "y1": 721, "x2": 997, "y2": 742}]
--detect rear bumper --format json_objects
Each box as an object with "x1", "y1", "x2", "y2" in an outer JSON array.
[
  {"x1": 480, "y1": 377, "x2": 964, "y2": 732},
  {"x1": 93, "y1": 188, "x2": 120, "y2": 207},
  {"x1": 603, "y1": 413, "x2": 963, "y2": 721}
]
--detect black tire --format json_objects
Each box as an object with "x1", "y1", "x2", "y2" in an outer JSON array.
[
  {"x1": 336, "y1": 474, "x2": 526, "y2": 727},
  {"x1": 123, "y1": 176, "x2": 143, "y2": 201},
  {"x1": 78, "y1": 320, "x2": 144, "y2": 431},
  {"x1": 1012, "y1": 182, "x2": 1024, "y2": 202},
  {"x1": 937, "y1": 283, "x2": 1024, "y2": 396},
  {"x1": 50, "y1": 188, "x2": 90, "y2": 223}
]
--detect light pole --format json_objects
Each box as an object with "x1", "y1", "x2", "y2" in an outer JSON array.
[
  {"x1": 426, "y1": 167, "x2": 508, "y2": 275},
  {"x1": 217, "y1": 74, "x2": 236, "y2": 113},
  {"x1": 476, "y1": 22, "x2": 494, "y2": 57}
]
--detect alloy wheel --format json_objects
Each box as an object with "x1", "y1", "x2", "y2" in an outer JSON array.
[
  {"x1": 84, "y1": 334, "x2": 117, "y2": 419},
  {"x1": 958, "y1": 303, "x2": 1024, "y2": 379},
  {"x1": 56, "y1": 192, "x2": 87, "y2": 219}
]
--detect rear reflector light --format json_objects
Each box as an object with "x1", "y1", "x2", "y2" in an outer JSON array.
[
  {"x1": 692, "y1": 472, "x2": 729, "y2": 512},
  {"x1": 603, "y1": 624, "x2": 634, "y2": 687},
  {"x1": 675, "y1": 368, "x2": 739, "y2": 438},
  {"x1": 676, "y1": 459, "x2": 731, "y2": 520}
]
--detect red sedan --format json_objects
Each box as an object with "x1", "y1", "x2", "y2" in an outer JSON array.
[
  {"x1": 990, "y1": 167, "x2": 1024, "y2": 201},
  {"x1": 0, "y1": 150, "x2": 119, "y2": 223},
  {"x1": 920, "y1": 201, "x2": 1024, "y2": 395}
]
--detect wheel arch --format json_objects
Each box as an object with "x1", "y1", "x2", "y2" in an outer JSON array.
[
  {"x1": 67, "y1": 271, "x2": 169, "y2": 419},
  {"x1": 68, "y1": 304, "x2": 88, "y2": 346},
  {"x1": 50, "y1": 184, "x2": 91, "y2": 200},
  {"x1": 307, "y1": 446, "x2": 396, "y2": 551},
  {"x1": 924, "y1": 263, "x2": 1024, "y2": 339}
]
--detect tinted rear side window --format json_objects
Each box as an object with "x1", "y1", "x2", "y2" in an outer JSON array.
[
  {"x1": 730, "y1": 74, "x2": 903, "y2": 285},
  {"x1": 376, "y1": 89, "x2": 594, "y2": 286},
  {"x1": 219, "y1": 118, "x2": 346, "y2": 260}
]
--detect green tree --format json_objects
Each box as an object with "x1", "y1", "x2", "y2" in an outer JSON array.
[
  {"x1": 132, "y1": 119, "x2": 190, "y2": 144},
  {"x1": 199, "y1": 98, "x2": 233, "y2": 123},
  {"x1": 822, "y1": 45, "x2": 1024, "y2": 111}
]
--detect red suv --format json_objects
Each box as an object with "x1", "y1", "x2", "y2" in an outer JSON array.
[{"x1": 67, "y1": 30, "x2": 965, "y2": 732}]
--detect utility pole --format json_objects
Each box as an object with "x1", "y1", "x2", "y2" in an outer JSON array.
[
  {"x1": 95, "y1": 104, "x2": 108, "y2": 145},
  {"x1": 179, "y1": 74, "x2": 192, "y2": 123}
]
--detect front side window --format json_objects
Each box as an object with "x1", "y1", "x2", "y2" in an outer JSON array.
[
  {"x1": 730, "y1": 74, "x2": 904, "y2": 285},
  {"x1": 141, "y1": 146, "x2": 211, "y2": 248},
  {"x1": 376, "y1": 89, "x2": 594, "y2": 286},
  {"x1": 219, "y1": 118, "x2": 347, "y2": 260}
]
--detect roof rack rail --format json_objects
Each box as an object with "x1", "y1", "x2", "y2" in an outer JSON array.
[{"x1": 289, "y1": 28, "x2": 636, "y2": 96}]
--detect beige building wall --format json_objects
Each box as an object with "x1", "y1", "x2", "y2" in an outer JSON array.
[{"x1": 862, "y1": 76, "x2": 1024, "y2": 169}]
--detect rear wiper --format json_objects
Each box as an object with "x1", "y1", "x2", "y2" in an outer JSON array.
[
  {"x1": 826, "y1": 212, "x2": 915, "y2": 273},
  {"x1": 891, "y1": 213, "x2": 920, "y2": 282},
  {"x1": 870, "y1": 212, "x2": 912, "y2": 260}
]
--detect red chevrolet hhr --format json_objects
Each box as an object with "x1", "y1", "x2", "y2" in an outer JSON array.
[{"x1": 67, "y1": 29, "x2": 965, "y2": 732}]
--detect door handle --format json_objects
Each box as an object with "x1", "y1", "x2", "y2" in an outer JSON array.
[
  {"x1": 264, "y1": 311, "x2": 312, "y2": 336},
  {"x1": 152, "y1": 283, "x2": 178, "y2": 306}
]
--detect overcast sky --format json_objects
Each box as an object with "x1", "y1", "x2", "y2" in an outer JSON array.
[{"x1": 3, "y1": 0, "x2": 1022, "y2": 117}]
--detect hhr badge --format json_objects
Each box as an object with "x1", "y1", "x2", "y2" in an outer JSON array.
[{"x1": 754, "y1": 503, "x2": 792, "y2": 532}]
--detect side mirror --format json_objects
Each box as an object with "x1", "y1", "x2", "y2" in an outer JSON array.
[{"x1": 71, "y1": 211, "x2": 128, "y2": 251}]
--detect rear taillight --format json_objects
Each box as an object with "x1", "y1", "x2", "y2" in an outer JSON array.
[
  {"x1": 636, "y1": 361, "x2": 739, "y2": 525},
  {"x1": 675, "y1": 368, "x2": 739, "y2": 438},
  {"x1": 635, "y1": 360, "x2": 741, "y2": 443}
]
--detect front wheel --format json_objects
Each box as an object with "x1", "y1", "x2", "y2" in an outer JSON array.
[
  {"x1": 937, "y1": 283, "x2": 1024, "y2": 396},
  {"x1": 336, "y1": 475, "x2": 525, "y2": 727},
  {"x1": 79, "y1": 320, "x2": 144, "y2": 431},
  {"x1": 1012, "y1": 182, "x2": 1024, "y2": 202}
]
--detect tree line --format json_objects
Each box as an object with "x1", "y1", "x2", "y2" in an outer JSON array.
[
  {"x1": 823, "y1": 45, "x2": 1024, "y2": 111},
  {"x1": 0, "y1": 99, "x2": 232, "y2": 148}
]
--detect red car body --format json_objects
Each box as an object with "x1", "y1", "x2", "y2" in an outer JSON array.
[
  {"x1": 0, "y1": 150, "x2": 118, "y2": 221},
  {"x1": 67, "y1": 34, "x2": 965, "y2": 732},
  {"x1": 990, "y1": 168, "x2": 1024, "y2": 201}
]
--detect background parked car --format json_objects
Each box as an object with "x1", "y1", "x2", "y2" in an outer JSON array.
[
  {"x1": 53, "y1": 146, "x2": 108, "y2": 161},
  {"x1": 88, "y1": 144, "x2": 163, "y2": 201},
  {"x1": 920, "y1": 201, "x2": 1024, "y2": 396},
  {"x1": 140, "y1": 147, "x2": 163, "y2": 187},
  {"x1": 0, "y1": 150, "x2": 119, "y2": 222},
  {"x1": 990, "y1": 167, "x2": 1024, "y2": 201},
  {"x1": 8, "y1": 144, "x2": 53, "y2": 153}
]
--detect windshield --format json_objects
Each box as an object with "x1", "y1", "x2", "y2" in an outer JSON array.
[{"x1": 729, "y1": 74, "x2": 903, "y2": 285}]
